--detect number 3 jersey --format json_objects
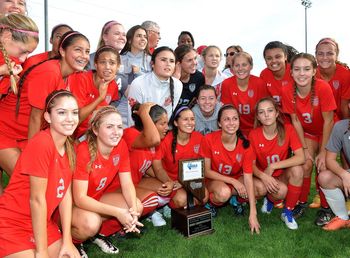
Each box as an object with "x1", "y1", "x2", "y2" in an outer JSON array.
[
  {"x1": 0, "y1": 129, "x2": 72, "y2": 223},
  {"x1": 74, "y1": 139, "x2": 131, "y2": 200},
  {"x1": 281, "y1": 79, "x2": 337, "y2": 137},
  {"x1": 200, "y1": 130, "x2": 254, "y2": 179},
  {"x1": 249, "y1": 124, "x2": 302, "y2": 177}
]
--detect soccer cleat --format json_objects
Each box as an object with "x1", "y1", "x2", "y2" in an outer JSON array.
[
  {"x1": 292, "y1": 202, "x2": 307, "y2": 219},
  {"x1": 322, "y1": 216, "x2": 350, "y2": 231},
  {"x1": 309, "y1": 194, "x2": 321, "y2": 208},
  {"x1": 232, "y1": 202, "x2": 245, "y2": 216},
  {"x1": 204, "y1": 202, "x2": 218, "y2": 218},
  {"x1": 261, "y1": 197, "x2": 274, "y2": 214},
  {"x1": 75, "y1": 243, "x2": 88, "y2": 258},
  {"x1": 314, "y1": 208, "x2": 334, "y2": 226},
  {"x1": 162, "y1": 205, "x2": 172, "y2": 219},
  {"x1": 281, "y1": 208, "x2": 298, "y2": 230},
  {"x1": 91, "y1": 234, "x2": 119, "y2": 254},
  {"x1": 150, "y1": 211, "x2": 166, "y2": 227}
]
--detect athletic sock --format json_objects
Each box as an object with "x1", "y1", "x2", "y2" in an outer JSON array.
[
  {"x1": 141, "y1": 192, "x2": 158, "y2": 216},
  {"x1": 285, "y1": 184, "x2": 302, "y2": 210},
  {"x1": 99, "y1": 219, "x2": 122, "y2": 237},
  {"x1": 319, "y1": 189, "x2": 329, "y2": 209},
  {"x1": 320, "y1": 187, "x2": 349, "y2": 220},
  {"x1": 299, "y1": 177, "x2": 311, "y2": 203}
]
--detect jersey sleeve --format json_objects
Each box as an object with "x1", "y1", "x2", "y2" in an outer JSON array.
[
  {"x1": 199, "y1": 134, "x2": 212, "y2": 159},
  {"x1": 20, "y1": 132, "x2": 53, "y2": 178},
  {"x1": 326, "y1": 121, "x2": 345, "y2": 153},
  {"x1": 118, "y1": 140, "x2": 131, "y2": 173},
  {"x1": 281, "y1": 85, "x2": 295, "y2": 114},
  {"x1": 288, "y1": 124, "x2": 303, "y2": 151},
  {"x1": 220, "y1": 78, "x2": 231, "y2": 104},
  {"x1": 242, "y1": 146, "x2": 255, "y2": 174},
  {"x1": 318, "y1": 80, "x2": 337, "y2": 112},
  {"x1": 73, "y1": 142, "x2": 91, "y2": 181}
]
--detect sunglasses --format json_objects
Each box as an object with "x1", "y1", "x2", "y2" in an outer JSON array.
[{"x1": 224, "y1": 51, "x2": 237, "y2": 57}]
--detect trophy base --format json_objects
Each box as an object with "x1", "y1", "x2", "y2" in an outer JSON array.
[{"x1": 171, "y1": 206, "x2": 214, "y2": 238}]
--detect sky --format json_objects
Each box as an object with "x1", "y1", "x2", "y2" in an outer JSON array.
[{"x1": 27, "y1": 0, "x2": 349, "y2": 74}]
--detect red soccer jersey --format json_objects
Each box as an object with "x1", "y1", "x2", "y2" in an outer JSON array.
[
  {"x1": 154, "y1": 131, "x2": 202, "y2": 181},
  {"x1": 22, "y1": 51, "x2": 50, "y2": 73},
  {"x1": 0, "y1": 129, "x2": 72, "y2": 224},
  {"x1": 249, "y1": 124, "x2": 302, "y2": 177},
  {"x1": 0, "y1": 52, "x2": 23, "y2": 94},
  {"x1": 282, "y1": 79, "x2": 337, "y2": 136},
  {"x1": 221, "y1": 75, "x2": 269, "y2": 136},
  {"x1": 0, "y1": 59, "x2": 68, "y2": 141},
  {"x1": 123, "y1": 127, "x2": 156, "y2": 184},
  {"x1": 74, "y1": 139, "x2": 130, "y2": 200},
  {"x1": 260, "y1": 64, "x2": 293, "y2": 106},
  {"x1": 316, "y1": 64, "x2": 350, "y2": 119},
  {"x1": 200, "y1": 130, "x2": 254, "y2": 179},
  {"x1": 69, "y1": 70, "x2": 119, "y2": 137}
]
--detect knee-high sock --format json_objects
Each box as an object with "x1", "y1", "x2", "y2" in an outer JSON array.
[
  {"x1": 99, "y1": 218, "x2": 122, "y2": 237},
  {"x1": 319, "y1": 189, "x2": 329, "y2": 208},
  {"x1": 141, "y1": 192, "x2": 159, "y2": 216},
  {"x1": 299, "y1": 177, "x2": 311, "y2": 203},
  {"x1": 285, "y1": 184, "x2": 302, "y2": 210},
  {"x1": 320, "y1": 187, "x2": 349, "y2": 220}
]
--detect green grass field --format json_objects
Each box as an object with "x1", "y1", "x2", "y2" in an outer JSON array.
[{"x1": 85, "y1": 197, "x2": 350, "y2": 258}]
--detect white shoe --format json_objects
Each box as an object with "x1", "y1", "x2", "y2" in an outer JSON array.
[
  {"x1": 281, "y1": 212, "x2": 298, "y2": 230},
  {"x1": 151, "y1": 211, "x2": 166, "y2": 227},
  {"x1": 91, "y1": 234, "x2": 119, "y2": 254},
  {"x1": 261, "y1": 197, "x2": 273, "y2": 214},
  {"x1": 162, "y1": 205, "x2": 172, "y2": 219}
]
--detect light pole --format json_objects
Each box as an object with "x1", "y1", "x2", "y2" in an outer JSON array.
[{"x1": 301, "y1": 0, "x2": 312, "y2": 53}]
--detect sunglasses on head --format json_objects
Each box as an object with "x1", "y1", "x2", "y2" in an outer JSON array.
[{"x1": 224, "y1": 51, "x2": 237, "y2": 57}]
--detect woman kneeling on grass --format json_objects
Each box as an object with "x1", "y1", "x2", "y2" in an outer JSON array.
[
  {"x1": 151, "y1": 106, "x2": 208, "y2": 209},
  {"x1": 0, "y1": 90, "x2": 80, "y2": 258},
  {"x1": 249, "y1": 97, "x2": 305, "y2": 230},
  {"x1": 318, "y1": 117, "x2": 350, "y2": 231},
  {"x1": 201, "y1": 104, "x2": 260, "y2": 234},
  {"x1": 72, "y1": 106, "x2": 143, "y2": 257}
]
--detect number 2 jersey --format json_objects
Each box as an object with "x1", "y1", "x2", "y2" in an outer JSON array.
[{"x1": 249, "y1": 124, "x2": 302, "y2": 177}]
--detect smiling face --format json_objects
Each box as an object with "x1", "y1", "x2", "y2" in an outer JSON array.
[
  {"x1": 45, "y1": 96, "x2": 79, "y2": 137},
  {"x1": 197, "y1": 88, "x2": 217, "y2": 117},
  {"x1": 218, "y1": 108, "x2": 240, "y2": 135},
  {"x1": 264, "y1": 48, "x2": 287, "y2": 74},
  {"x1": 0, "y1": 0, "x2": 26, "y2": 15},
  {"x1": 204, "y1": 47, "x2": 221, "y2": 69},
  {"x1": 95, "y1": 112, "x2": 123, "y2": 149},
  {"x1": 174, "y1": 109, "x2": 195, "y2": 134},
  {"x1": 103, "y1": 24, "x2": 126, "y2": 51},
  {"x1": 232, "y1": 54, "x2": 252, "y2": 80},
  {"x1": 2, "y1": 31, "x2": 37, "y2": 62},
  {"x1": 131, "y1": 28, "x2": 148, "y2": 52},
  {"x1": 315, "y1": 43, "x2": 337, "y2": 70},
  {"x1": 152, "y1": 50, "x2": 175, "y2": 80},
  {"x1": 291, "y1": 57, "x2": 316, "y2": 89},
  {"x1": 256, "y1": 100, "x2": 278, "y2": 127},
  {"x1": 180, "y1": 50, "x2": 197, "y2": 74},
  {"x1": 95, "y1": 51, "x2": 120, "y2": 81},
  {"x1": 60, "y1": 37, "x2": 90, "y2": 72}
]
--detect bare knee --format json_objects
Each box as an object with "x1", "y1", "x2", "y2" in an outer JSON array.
[
  {"x1": 72, "y1": 212, "x2": 102, "y2": 240},
  {"x1": 288, "y1": 165, "x2": 304, "y2": 185},
  {"x1": 213, "y1": 186, "x2": 231, "y2": 203},
  {"x1": 303, "y1": 160, "x2": 314, "y2": 177},
  {"x1": 172, "y1": 190, "x2": 187, "y2": 208},
  {"x1": 318, "y1": 170, "x2": 340, "y2": 189},
  {"x1": 254, "y1": 180, "x2": 267, "y2": 198}
]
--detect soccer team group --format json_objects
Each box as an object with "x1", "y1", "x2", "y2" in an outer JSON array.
[{"x1": 0, "y1": 1, "x2": 350, "y2": 257}]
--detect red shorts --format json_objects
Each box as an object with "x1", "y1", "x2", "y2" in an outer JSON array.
[
  {"x1": 304, "y1": 132, "x2": 321, "y2": 144},
  {"x1": 0, "y1": 218, "x2": 61, "y2": 257},
  {"x1": 0, "y1": 132, "x2": 27, "y2": 151}
]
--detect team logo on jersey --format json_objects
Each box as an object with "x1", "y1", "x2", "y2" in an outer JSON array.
[
  {"x1": 259, "y1": 143, "x2": 264, "y2": 148},
  {"x1": 164, "y1": 96, "x2": 172, "y2": 106},
  {"x1": 105, "y1": 94, "x2": 112, "y2": 104},
  {"x1": 236, "y1": 153, "x2": 242, "y2": 162},
  {"x1": 89, "y1": 93, "x2": 95, "y2": 99},
  {"x1": 95, "y1": 164, "x2": 102, "y2": 169},
  {"x1": 248, "y1": 89, "x2": 254, "y2": 98},
  {"x1": 282, "y1": 80, "x2": 289, "y2": 86},
  {"x1": 113, "y1": 155, "x2": 120, "y2": 166},
  {"x1": 333, "y1": 80, "x2": 340, "y2": 90},
  {"x1": 312, "y1": 96, "x2": 319, "y2": 106},
  {"x1": 214, "y1": 151, "x2": 220, "y2": 155},
  {"x1": 193, "y1": 144, "x2": 200, "y2": 154},
  {"x1": 189, "y1": 83, "x2": 196, "y2": 93}
]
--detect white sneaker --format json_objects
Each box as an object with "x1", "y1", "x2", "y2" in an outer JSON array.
[
  {"x1": 151, "y1": 211, "x2": 166, "y2": 227},
  {"x1": 91, "y1": 234, "x2": 119, "y2": 254},
  {"x1": 261, "y1": 197, "x2": 273, "y2": 214},
  {"x1": 281, "y1": 212, "x2": 298, "y2": 230},
  {"x1": 162, "y1": 205, "x2": 172, "y2": 219}
]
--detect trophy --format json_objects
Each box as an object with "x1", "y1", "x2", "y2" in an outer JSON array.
[{"x1": 171, "y1": 158, "x2": 214, "y2": 238}]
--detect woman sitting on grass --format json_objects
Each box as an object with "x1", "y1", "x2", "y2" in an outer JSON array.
[
  {"x1": 201, "y1": 104, "x2": 260, "y2": 234},
  {"x1": 249, "y1": 97, "x2": 305, "y2": 230}
]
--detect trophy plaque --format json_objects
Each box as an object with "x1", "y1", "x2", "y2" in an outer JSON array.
[{"x1": 171, "y1": 158, "x2": 214, "y2": 238}]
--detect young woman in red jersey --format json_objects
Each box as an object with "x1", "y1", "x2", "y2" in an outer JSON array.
[
  {"x1": 260, "y1": 41, "x2": 295, "y2": 107},
  {"x1": 0, "y1": 31, "x2": 89, "y2": 180},
  {"x1": 124, "y1": 103, "x2": 169, "y2": 226},
  {"x1": 201, "y1": 104, "x2": 260, "y2": 234},
  {"x1": 221, "y1": 51, "x2": 269, "y2": 137},
  {"x1": 0, "y1": 90, "x2": 80, "y2": 258},
  {"x1": 69, "y1": 45, "x2": 120, "y2": 139},
  {"x1": 315, "y1": 38, "x2": 350, "y2": 119},
  {"x1": 249, "y1": 97, "x2": 304, "y2": 230},
  {"x1": 22, "y1": 24, "x2": 73, "y2": 72},
  {"x1": 282, "y1": 53, "x2": 336, "y2": 226},
  {"x1": 151, "y1": 106, "x2": 208, "y2": 209},
  {"x1": 72, "y1": 106, "x2": 143, "y2": 257}
]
